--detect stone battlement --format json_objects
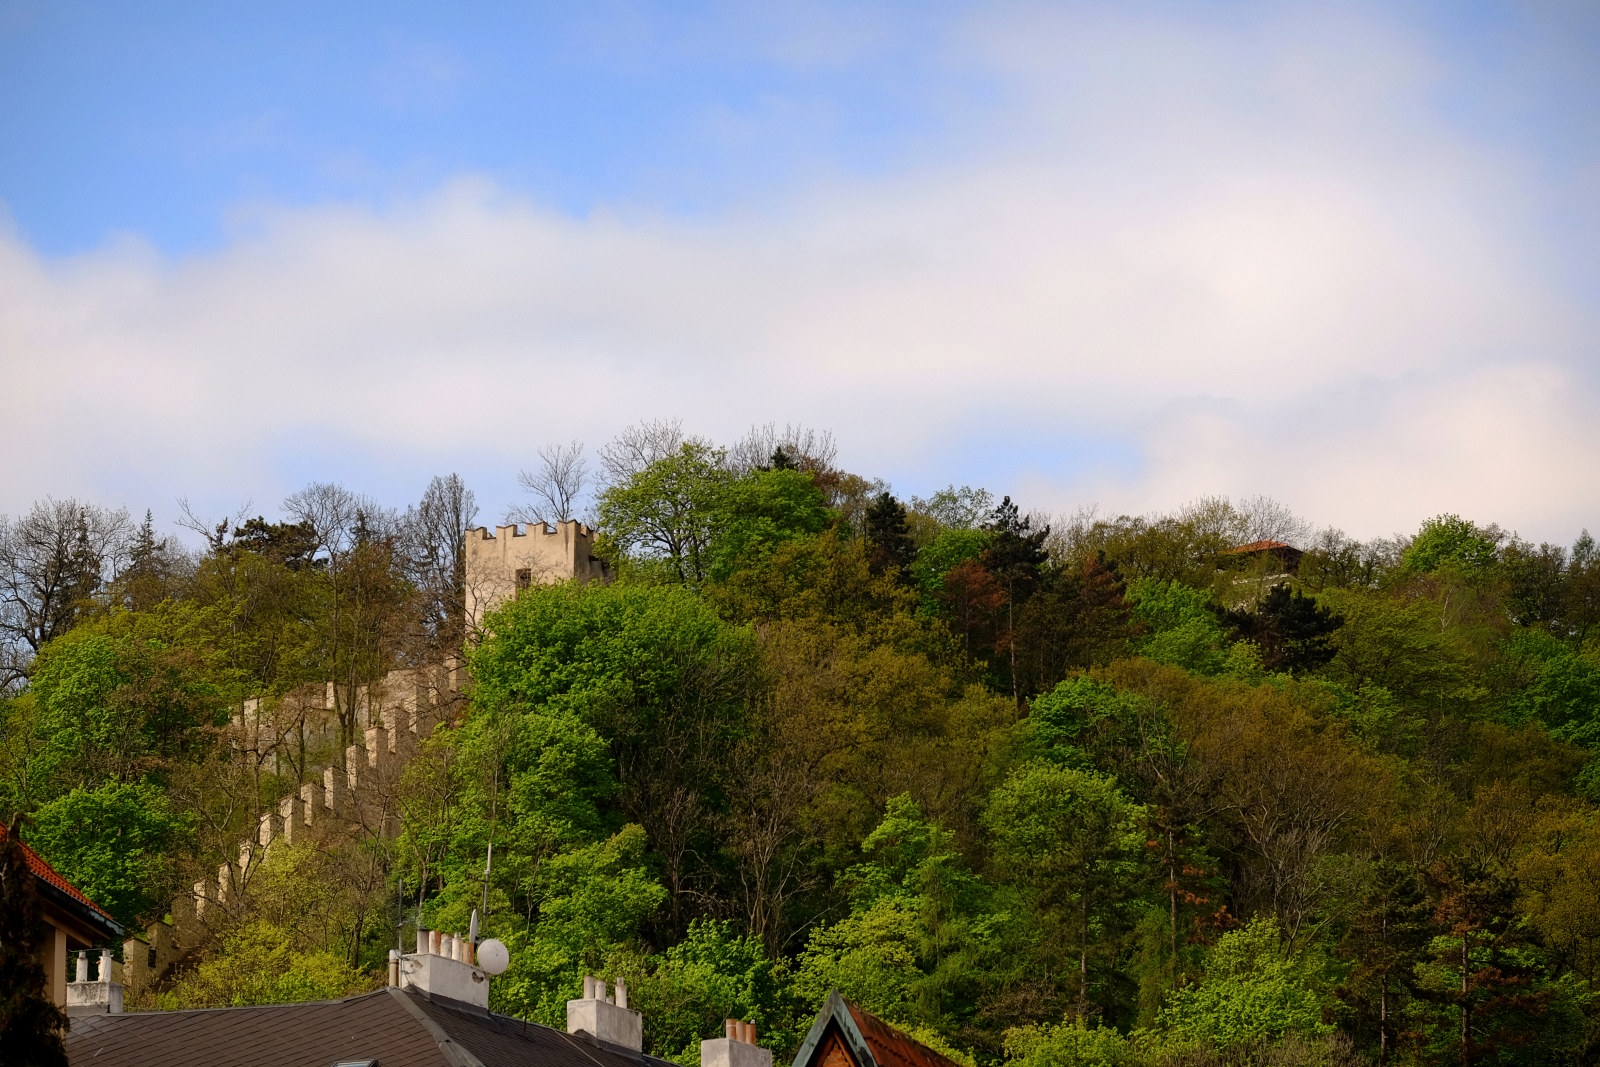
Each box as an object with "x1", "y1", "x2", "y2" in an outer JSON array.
[{"x1": 464, "y1": 518, "x2": 608, "y2": 630}]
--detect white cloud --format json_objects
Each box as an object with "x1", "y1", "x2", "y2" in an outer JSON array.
[{"x1": 1, "y1": 4, "x2": 1595, "y2": 542}]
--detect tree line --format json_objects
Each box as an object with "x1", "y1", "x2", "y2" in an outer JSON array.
[{"x1": 3, "y1": 422, "x2": 1599, "y2": 1067}]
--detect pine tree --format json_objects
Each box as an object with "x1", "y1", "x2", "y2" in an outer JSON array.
[
  {"x1": 863, "y1": 492, "x2": 915, "y2": 580},
  {"x1": 982, "y1": 497, "x2": 1050, "y2": 709}
]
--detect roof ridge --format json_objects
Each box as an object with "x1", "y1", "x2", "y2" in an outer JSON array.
[{"x1": 388, "y1": 986, "x2": 489, "y2": 1067}]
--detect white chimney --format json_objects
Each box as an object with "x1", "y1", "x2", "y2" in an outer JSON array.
[
  {"x1": 702, "y1": 1018, "x2": 771, "y2": 1067},
  {"x1": 66, "y1": 949, "x2": 124, "y2": 1017},
  {"x1": 567, "y1": 974, "x2": 643, "y2": 1051},
  {"x1": 396, "y1": 929, "x2": 490, "y2": 1009}
]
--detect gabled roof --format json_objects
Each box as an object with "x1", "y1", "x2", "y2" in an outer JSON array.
[
  {"x1": 1, "y1": 822, "x2": 122, "y2": 944},
  {"x1": 791, "y1": 992, "x2": 965, "y2": 1067},
  {"x1": 68, "y1": 986, "x2": 687, "y2": 1067}
]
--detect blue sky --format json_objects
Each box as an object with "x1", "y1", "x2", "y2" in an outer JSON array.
[{"x1": 2, "y1": 1, "x2": 1598, "y2": 541}]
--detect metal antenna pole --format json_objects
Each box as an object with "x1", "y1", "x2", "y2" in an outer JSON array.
[{"x1": 481, "y1": 842, "x2": 493, "y2": 918}]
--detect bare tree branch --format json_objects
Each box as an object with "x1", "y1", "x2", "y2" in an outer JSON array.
[{"x1": 509, "y1": 440, "x2": 589, "y2": 525}]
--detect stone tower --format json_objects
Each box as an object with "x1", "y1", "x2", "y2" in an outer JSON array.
[{"x1": 464, "y1": 520, "x2": 607, "y2": 630}]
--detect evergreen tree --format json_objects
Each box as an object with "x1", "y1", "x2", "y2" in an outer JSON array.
[
  {"x1": 1336, "y1": 859, "x2": 1431, "y2": 1065},
  {"x1": 864, "y1": 492, "x2": 916, "y2": 580},
  {"x1": 982, "y1": 497, "x2": 1049, "y2": 708},
  {"x1": 1222, "y1": 583, "x2": 1343, "y2": 675}
]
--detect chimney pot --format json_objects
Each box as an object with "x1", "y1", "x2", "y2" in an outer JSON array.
[
  {"x1": 744, "y1": 1022, "x2": 758, "y2": 1045},
  {"x1": 417, "y1": 928, "x2": 429, "y2": 955},
  {"x1": 726, "y1": 1019, "x2": 739, "y2": 1040},
  {"x1": 615, "y1": 976, "x2": 627, "y2": 1009}
]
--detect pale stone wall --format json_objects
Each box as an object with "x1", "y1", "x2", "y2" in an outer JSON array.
[{"x1": 464, "y1": 520, "x2": 607, "y2": 631}]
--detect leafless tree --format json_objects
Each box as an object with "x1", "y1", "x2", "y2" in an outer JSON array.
[
  {"x1": 597, "y1": 418, "x2": 688, "y2": 490},
  {"x1": 728, "y1": 422, "x2": 839, "y2": 475},
  {"x1": 0, "y1": 498, "x2": 131, "y2": 688},
  {"x1": 1235, "y1": 495, "x2": 1313, "y2": 547},
  {"x1": 508, "y1": 441, "x2": 588, "y2": 525},
  {"x1": 285, "y1": 483, "x2": 409, "y2": 745},
  {"x1": 402, "y1": 474, "x2": 478, "y2": 649},
  {"x1": 284, "y1": 483, "x2": 396, "y2": 564}
]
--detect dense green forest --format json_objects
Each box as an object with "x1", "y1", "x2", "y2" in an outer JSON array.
[{"x1": 4, "y1": 423, "x2": 1600, "y2": 1067}]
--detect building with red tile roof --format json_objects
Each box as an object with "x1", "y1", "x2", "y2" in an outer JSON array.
[
  {"x1": 792, "y1": 992, "x2": 967, "y2": 1067},
  {"x1": 1, "y1": 822, "x2": 123, "y2": 1009}
]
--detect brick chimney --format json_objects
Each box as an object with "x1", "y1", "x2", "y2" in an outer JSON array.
[{"x1": 567, "y1": 975, "x2": 643, "y2": 1051}]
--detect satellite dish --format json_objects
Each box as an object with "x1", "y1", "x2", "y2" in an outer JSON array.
[{"x1": 477, "y1": 938, "x2": 510, "y2": 976}]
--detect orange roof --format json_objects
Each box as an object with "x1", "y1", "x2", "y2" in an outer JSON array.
[
  {"x1": 1226, "y1": 539, "x2": 1297, "y2": 554},
  {"x1": 845, "y1": 1002, "x2": 966, "y2": 1067},
  {"x1": 794, "y1": 991, "x2": 967, "y2": 1067},
  {"x1": 0, "y1": 821, "x2": 119, "y2": 928}
]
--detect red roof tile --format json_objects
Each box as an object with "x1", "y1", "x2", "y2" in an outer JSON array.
[
  {"x1": 1, "y1": 821, "x2": 119, "y2": 926},
  {"x1": 845, "y1": 1002, "x2": 966, "y2": 1067},
  {"x1": 1226, "y1": 539, "x2": 1297, "y2": 554}
]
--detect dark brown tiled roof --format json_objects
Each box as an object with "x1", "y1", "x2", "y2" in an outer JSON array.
[
  {"x1": 1, "y1": 822, "x2": 121, "y2": 937},
  {"x1": 844, "y1": 1002, "x2": 965, "y2": 1067},
  {"x1": 67, "y1": 987, "x2": 686, "y2": 1067}
]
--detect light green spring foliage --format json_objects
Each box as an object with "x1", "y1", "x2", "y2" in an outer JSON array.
[
  {"x1": 911, "y1": 528, "x2": 990, "y2": 613},
  {"x1": 1003, "y1": 1022, "x2": 1142, "y2": 1067},
  {"x1": 492, "y1": 825, "x2": 667, "y2": 1025},
  {"x1": 596, "y1": 444, "x2": 830, "y2": 585},
  {"x1": 1154, "y1": 918, "x2": 1331, "y2": 1051},
  {"x1": 157, "y1": 920, "x2": 375, "y2": 1008},
  {"x1": 27, "y1": 782, "x2": 192, "y2": 928},
  {"x1": 629, "y1": 919, "x2": 803, "y2": 1066},
  {"x1": 796, "y1": 795, "x2": 1008, "y2": 1032},
  {"x1": 1123, "y1": 580, "x2": 1231, "y2": 676},
  {"x1": 1401, "y1": 513, "x2": 1500, "y2": 575}
]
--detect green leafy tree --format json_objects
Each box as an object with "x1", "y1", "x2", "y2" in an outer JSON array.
[
  {"x1": 1155, "y1": 917, "x2": 1331, "y2": 1051},
  {"x1": 709, "y1": 469, "x2": 831, "y2": 581},
  {"x1": 597, "y1": 441, "x2": 733, "y2": 584},
  {"x1": 628, "y1": 919, "x2": 805, "y2": 1063},
  {"x1": 469, "y1": 580, "x2": 752, "y2": 931},
  {"x1": 1124, "y1": 579, "x2": 1231, "y2": 676},
  {"x1": 493, "y1": 825, "x2": 667, "y2": 1024},
  {"x1": 1002, "y1": 1021, "x2": 1142, "y2": 1067},
  {"x1": 26, "y1": 782, "x2": 192, "y2": 928},
  {"x1": 985, "y1": 762, "x2": 1143, "y2": 1023},
  {"x1": 158, "y1": 919, "x2": 375, "y2": 1008},
  {"x1": 1402, "y1": 515, "x2": 1500, "y2": 576}
]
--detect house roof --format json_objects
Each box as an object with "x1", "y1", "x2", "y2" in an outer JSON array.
[
  {"x1": 1225, "y1": 540, "x2": 1300, "y2": 555},
  {"x1": 1, "y1": 822, "x2": 122, "y2": 944},
  {"x1": 791, "y1": 992, "x2": 965, "y2": 1067},
  {"x1": 67, "y1": 986, "x2": 688, "y2": 1067}
]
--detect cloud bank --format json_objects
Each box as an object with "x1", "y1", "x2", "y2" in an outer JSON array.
[{"x1": 2, "y1": 3, "x2": 1596, "y2": 542}]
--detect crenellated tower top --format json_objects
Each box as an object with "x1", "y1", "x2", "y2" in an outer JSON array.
[{"x1": 463, "y1": 518, "x2": 607, "y2": 632}]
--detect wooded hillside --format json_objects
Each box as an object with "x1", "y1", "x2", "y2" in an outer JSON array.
[{"x1": 4, "y1": 424, "x2": 1599, "y2": 1067}]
